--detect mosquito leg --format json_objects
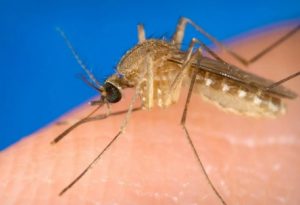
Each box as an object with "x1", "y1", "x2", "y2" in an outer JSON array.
[
  {"x1": 169, "y1": 38, "x2": 199, "y2": 95},
  {"x1": 57, "y1": 106, "x2": 142, "y2": 195},
  {"x1": 265, "y1": 71, "x2": 300, "y2": 91},
  {"x1": 172, "y1": 17, "x2": 243, "y2": 64},
  {"x1": 172, "y1": 17, "x2": 187, "y2": 48},
  {"x1": 90, "y1": 99, "x2": 104, "y2": 106},
  {"x1": 192, "y1": 37, "x2": 233, "y2": 65},
  {"x1": 58, "y1": 56, "x2": 151, "y2": 196},
  {"x1": 169, "y1": 36, "x2": 226, "y2": 98},
  {"x1": 85, "y1": 106, "x2": 142, "y2": 123},
  {"x1": 51, "y1": 104, "x2": 142, "y2": 144},
  {"x1": 119, "y1": 54, "x2": 153, "y2": 130},
  {"x1": 180, "y1": 69, "x2": 227, "y2": 205},
  {"x1": 137, "y1": 24, "x2": 146, "y2": 43},
  {"x1": 58, "y1": 93, "x2": 141, "y2": 196},
  {"x1": 246, "y1": 25, "x2": 300, "y2": 65},
  {"x1": 55, "y1": 107, "x2": 142, "y2": 126},
  {"x1": 172, "y1": 17, "x2": 300, "y2": 66},
  {"x1": 59, "y1": 130, "x2": 122, "y2": 196},
  {"x1": 51, "y1": 104, "x2": 104, "y2": 144}
]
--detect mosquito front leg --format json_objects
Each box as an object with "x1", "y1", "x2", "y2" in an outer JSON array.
[
  {"x1": 180, "y1": 68, "x2": 227, "y2": 205},
  {"x1": 172, "y1": 17, "x2": 300, "y2": 66},
  {"x1": 53, "y1": 106, "x2": 142, "y2": 138},
  {"x1": 87, "y1": 106, "x2": 142, "y2": 123},
  {"x1": 121, "y1": 53, "x2": 155, "y2": 126},
  {"x1": 58, "y1": 55, "x2": 152, "y2": 196},
  {"x1": 51, "y1": 104, "x2": 104, "y2": 144}
]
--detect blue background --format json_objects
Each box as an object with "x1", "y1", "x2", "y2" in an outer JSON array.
[{"x1": 0, "y1": 0, "x2": 299, "y2": 150}]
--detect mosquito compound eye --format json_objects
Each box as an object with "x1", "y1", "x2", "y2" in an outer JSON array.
[{"x1": 103, "y1": 82, "x2": 122, "y2": 103}]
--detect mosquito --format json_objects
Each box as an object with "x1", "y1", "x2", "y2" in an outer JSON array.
[{"x1": 53, "y1": 17, "x2": 299, "y2": 205}]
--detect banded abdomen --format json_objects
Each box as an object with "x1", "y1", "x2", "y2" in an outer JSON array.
[{"x1": 191, "y1": 69, "x2": 286, "y2": 117}]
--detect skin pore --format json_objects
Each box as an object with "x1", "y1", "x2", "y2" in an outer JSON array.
[{"x1": 0, "y1": 22, "x2": 299, "y2": 205}]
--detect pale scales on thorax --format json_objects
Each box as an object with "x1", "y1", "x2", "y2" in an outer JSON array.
[{"x1": 105, "y1": 39, "x2": 296, "y2": 118}]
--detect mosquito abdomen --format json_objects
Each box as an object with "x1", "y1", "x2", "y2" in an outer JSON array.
[{"x1": 192, "y1": 71, "x2": 286, "y2": 117}]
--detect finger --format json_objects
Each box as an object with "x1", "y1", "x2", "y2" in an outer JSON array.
[{"x1": 0, "y1": 22, "x2": 299, "y2": 205}]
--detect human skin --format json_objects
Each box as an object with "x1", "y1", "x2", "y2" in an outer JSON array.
[{"x1": 0, "y1": 23, "x2": 299, "y2": 205}]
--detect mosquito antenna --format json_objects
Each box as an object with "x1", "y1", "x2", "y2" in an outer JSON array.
[
  {"x1": 265, "y1": 71, "x2": 300, "y2": 90},
  {"x1": 51, "y1": 103, "x2": 104, "y2": 144},
  {"x1": 77, "y1": 73, "x2": 101, "y2": 92},
  {"x1": 56, "y1": 27, "x2": 101, "y2": 87},
  {"x1": 59, "y1": 130, "x2": 122, "y2": 196}
]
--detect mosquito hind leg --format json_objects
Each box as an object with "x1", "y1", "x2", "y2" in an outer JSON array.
[
  {"x1": 265, "y1": 71, "x2": 300, "y2": 92},
  {"x1": 180, "y1": 68, "x2": 227, "y2": 205},
  {"x1": 172, "y1": 17, "x2": 245, "y2": 65},
  {"x1": 172, "y1": 17, "x2": 300, "y2": 66}
]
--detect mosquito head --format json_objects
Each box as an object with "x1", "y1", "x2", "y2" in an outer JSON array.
[{"x1": 99, "y1": 82, "x2": 122, "y2": 103}]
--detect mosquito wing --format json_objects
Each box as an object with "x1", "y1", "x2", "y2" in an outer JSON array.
[{"x1": 169, "y1": 55, "x2": 297, "y2": 99}]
